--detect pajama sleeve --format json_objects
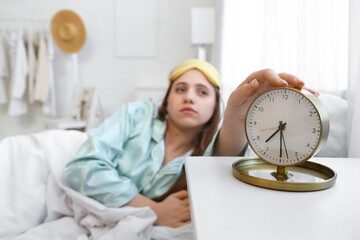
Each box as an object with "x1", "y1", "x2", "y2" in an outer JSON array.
[{"x1": 64, "y1": 101, "x2": 151, "y2": 207}]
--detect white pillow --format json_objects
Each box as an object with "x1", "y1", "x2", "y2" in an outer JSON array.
[{"x1": 316, "y1": 93, "x2": 348, "y2": 157}]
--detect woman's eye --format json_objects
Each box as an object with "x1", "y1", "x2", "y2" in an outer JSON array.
[
  {"x1": 176, "y1": 87, "x2": 185, "y2": 92},
  {"x1": 199, "y1": 90, "x2": 208, "y2": 96}
]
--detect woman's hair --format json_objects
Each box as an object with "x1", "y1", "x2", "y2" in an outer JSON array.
[{"x1": 158, "y1": 81, "x2": 221, "y2": 156}]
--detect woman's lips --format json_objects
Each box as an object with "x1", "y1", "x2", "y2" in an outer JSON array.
[{"x1": 180, "y1": 107, "x2": 196, "y2": 114}]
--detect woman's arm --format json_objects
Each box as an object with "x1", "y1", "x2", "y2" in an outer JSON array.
[
  {"x1": 127, "y1": 190, "x2": 191, "y2": 228},
  {"x1": 64, "y1": 101, "x2": 154, "y2": 207},
  {"x1": 213, "y1": 69, "x2": 305, "y2": 156}
]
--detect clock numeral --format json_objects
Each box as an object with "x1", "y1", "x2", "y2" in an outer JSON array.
[
  {"x1": 259, "y1": 107, "x2": 264, "y2": 112},
  {"x1": 309, "y1": 111, "x2": 315, "y2": 117},
  {"x1": 257, "y1": 135, "x2": 260, "y2": 141},
  {"x1": 283, "y1": 94, "x2": 288, "y2": 100},
  {"x1": 295, "y1": 152, "x2": 299, "y2": 157},
  {"x1": 307, "y1": 143, "x2": 310, "y2": 148},
  {"x1": 254, "y1": 121, "x2": 257, "y2": 126},
  {"x1": 269, "y1": 97, "x2": 274, "y2": 102},
  {"x1": 312, "y1": 128, "x2": 316, "y2": 133}
]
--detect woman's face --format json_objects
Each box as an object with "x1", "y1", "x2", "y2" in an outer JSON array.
[{"x1": 166, "y1": 69, "x2": 217, "y2": 131}]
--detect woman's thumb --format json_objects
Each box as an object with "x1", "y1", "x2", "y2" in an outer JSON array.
[
  {"x1": 172, "y1": 190, "x2": 188, "y2": 200},
  {"x1": 231, "y1": 79, "x2": 259, "y2": 104},
  {"x1": 246, "y1": 79, "x2": 259, "y2": 90}
]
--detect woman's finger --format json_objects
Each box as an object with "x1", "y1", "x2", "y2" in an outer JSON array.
[
  {"x1": 172, "y1": 190, "x2": 188, "y2": 200},
  {"x1": 259, "y1": 69, "x2": 288, "y2": 87},
  {"x1": 179, "y1": 206, "x2": 191, "y2": 221},
  {"x1": 303, "y1": 86, "x2": 320, "y2": 96},
  {"x1": 174, "y1": 220, "x2": 191, "y2": 228},
  {"x1": 182, "y1": 198, "x2": 190, "y2": 206},
  {"x1": 227, "y1": 79, "x2": 260, "y2": 110},
  {"x1": 278, "y1": 72, "x2": 304, "y2": 89},
  {"x1": 236, "y1": 79, "x2": 259, "y2": 98}
]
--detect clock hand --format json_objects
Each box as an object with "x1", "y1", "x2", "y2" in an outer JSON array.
[
  {"x1": 278, "y1": 122, "x2": 287, "y2": 158},
  {"x1": 280, "y1": 129, "x2": 289, "y2": 159},
  {"x1": 280, "y1": 128, "x2": 282, "y2": 158},
  {"x1": 260, "y1": 127, "x2": 278, "y2": 131},
  {"x1": 265, "y1": 121, "x2": 282, "y2": 143}
]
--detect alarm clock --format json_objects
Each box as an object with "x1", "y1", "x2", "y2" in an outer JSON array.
[{"x1": 232, "y1": 87, "x2": 336, "y2": 191}]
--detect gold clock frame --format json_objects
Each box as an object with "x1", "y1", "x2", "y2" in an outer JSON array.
[{"x1": 233, "y1": 87, "x2": 336, "y2": 191}]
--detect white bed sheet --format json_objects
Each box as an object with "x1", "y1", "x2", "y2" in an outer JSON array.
[{"x1": 0, "y1": 130, "x2": 192, "y2": 240}]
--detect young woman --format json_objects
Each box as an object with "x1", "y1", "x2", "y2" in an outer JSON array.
[{"x1": 64, "y1": 59, "x2": 307, "y2": 228}]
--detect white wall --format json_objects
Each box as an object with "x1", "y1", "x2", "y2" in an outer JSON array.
[
  {"x1": 0, "y1": 0, "x2": 215, "y2": 140},
  {"x1": 348, "y1": 0, "x2": 360, "y2": 156}
]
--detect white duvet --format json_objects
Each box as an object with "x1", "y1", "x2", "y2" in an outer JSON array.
[{"x1": 0, "y1": 130, "x2": 192, "y2": 240}]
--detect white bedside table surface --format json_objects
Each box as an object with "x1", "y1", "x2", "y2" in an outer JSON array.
[{"x1": 185, "y1": 157, "x2": 360, "y2": 240}]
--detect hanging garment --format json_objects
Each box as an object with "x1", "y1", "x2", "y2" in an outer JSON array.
[
  {"x1": 25, "y1": 30, "x2": 37, "y2": 104},
  {"x1": 34, "y1": 31, "x2": 49, "y2": 102},
  {"x1": 8, "y1": 30, "x2": 28, "y2": 116},
  {"x1": 42, "y1": 31, "x2": 57, "y2": 117},
  {"x1": 0, "y1": 34, "x2": 9, "y2": 104}
]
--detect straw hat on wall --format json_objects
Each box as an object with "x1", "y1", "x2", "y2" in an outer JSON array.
[{"x1": 51, "y1": 10, "x2": 86, "y2": 53}]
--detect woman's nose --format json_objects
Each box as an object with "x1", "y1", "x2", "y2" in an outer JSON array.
[{"x1": 184, "y1": 89, "x2": 195, "y2": 104}]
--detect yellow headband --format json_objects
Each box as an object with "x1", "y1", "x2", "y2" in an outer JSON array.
[{"x1": 169, "y1": 59, "x2": 221, "y2": 92}]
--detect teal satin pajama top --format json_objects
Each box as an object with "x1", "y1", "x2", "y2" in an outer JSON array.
[{"x1": 64, "y1": 100, "x2": 216, "y2": 207}]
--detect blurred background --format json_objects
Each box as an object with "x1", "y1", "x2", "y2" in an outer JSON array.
[{"x1": 1, "y1": 0, "x2": 359, "y2": 157}]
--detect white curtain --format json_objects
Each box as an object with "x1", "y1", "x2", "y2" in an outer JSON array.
[
  {"x1": 348, "y1": 0, "x2": 360, "y2": 157},
  {"x1": 218, "y1": 0, "x2": 348, "y2": 103}
]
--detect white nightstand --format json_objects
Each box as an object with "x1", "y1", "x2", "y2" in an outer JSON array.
[{"x1": 185, "y1": 157, "x2": 360, "y2": 240}]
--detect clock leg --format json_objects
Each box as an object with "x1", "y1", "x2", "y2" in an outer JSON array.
[{"x1": 271, "y1": 166, "x2": 292, "y2": 181}]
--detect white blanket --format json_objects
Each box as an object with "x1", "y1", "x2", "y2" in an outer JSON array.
[{"x1": 0, "y1": 130, "x2": 192, "y2": 240}]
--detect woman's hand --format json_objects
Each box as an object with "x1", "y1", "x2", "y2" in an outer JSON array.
[
  {"x1": 214, "y1": 69, "x2": 317, "y2": 156},
  {"x1": 226, "y1": 69, "x2": 308, "y2": 120},
  {"x1": 126, "y1": 190, "x2": 190, "y2": 228},
  {"x1": 153, "y1": 190, "x2": 191, "y2": 228}
]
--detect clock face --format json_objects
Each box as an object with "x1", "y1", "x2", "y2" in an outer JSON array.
[{"x1": 245, "y1": 88, "x2": 322, "y2": 166}]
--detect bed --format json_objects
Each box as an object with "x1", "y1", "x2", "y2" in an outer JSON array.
[{"x1": 0, "y1": 130, "x2": 192, "y2": 240}]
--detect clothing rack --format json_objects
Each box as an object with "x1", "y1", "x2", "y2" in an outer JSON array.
[
  {"x1": 0, "y1": 17, "x2": 47, "y2": 23},
  {"x1": 0, "y1": 18, "x2": 49, "y2": 32},
  {"x1": 0, "y1": 17, "x2": 56, "y2": 118}
]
